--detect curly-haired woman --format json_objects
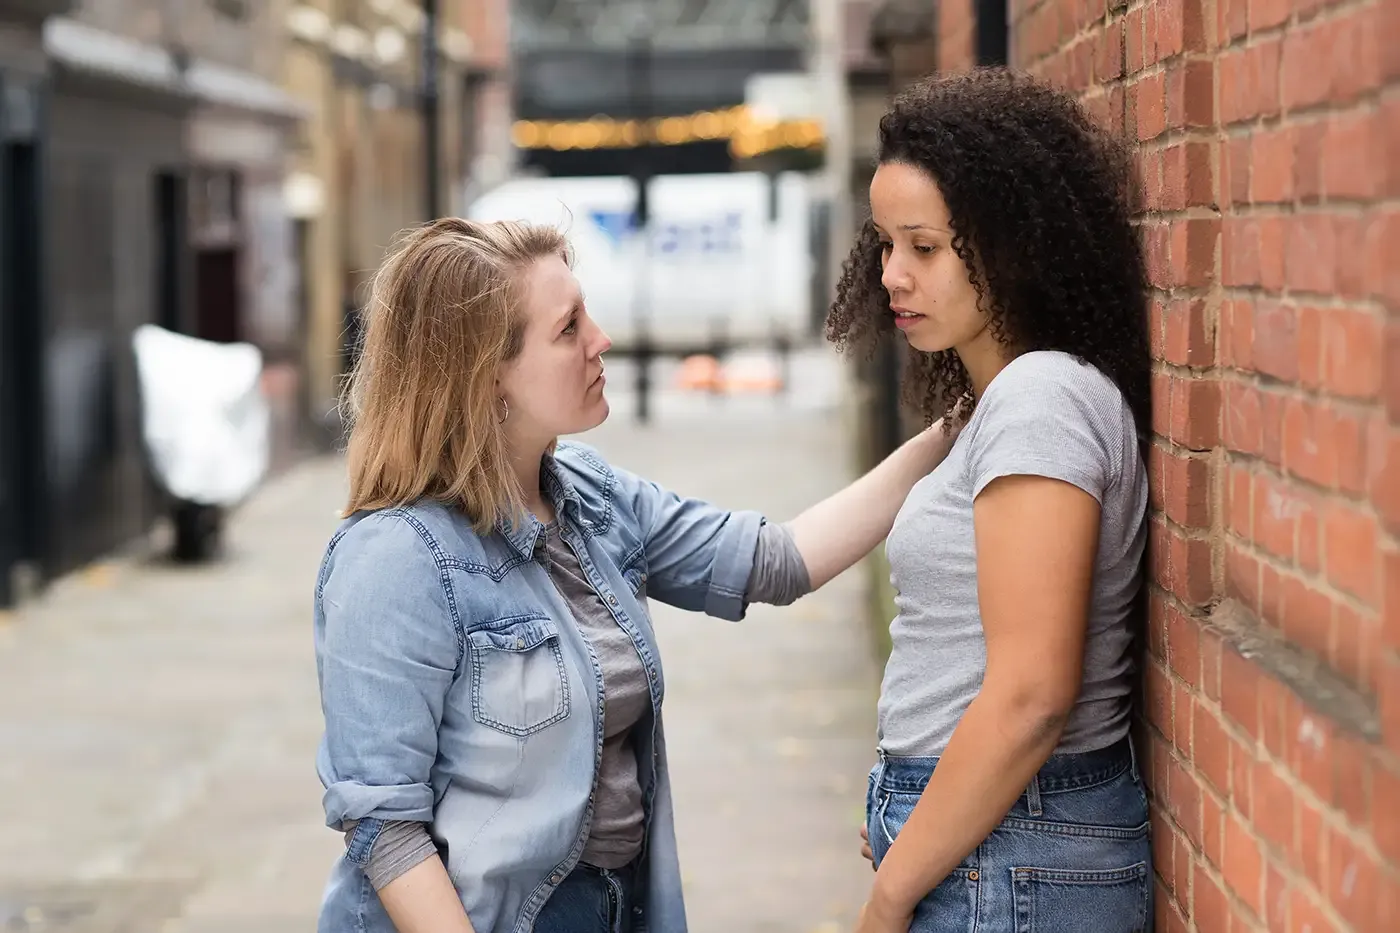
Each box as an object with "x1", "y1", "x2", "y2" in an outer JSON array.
[{"x1": 834, "y1": 69, "x2": 1154, "y2": 933}]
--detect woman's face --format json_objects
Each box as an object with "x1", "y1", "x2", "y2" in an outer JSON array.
[
  {"x1": 869, "y1": 161, "x2": 987, "y2": 355},
  {"x1": 497, "y1": 254, "x2": 612, "y2": 447}
]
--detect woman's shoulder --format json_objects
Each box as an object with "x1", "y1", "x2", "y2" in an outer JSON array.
[
  {"x1": 975, "y1": 351, "x2": 1129, "y2": 430},
  {"x1": 325, "y1": 500, "x2": 482, "y2": 569}
]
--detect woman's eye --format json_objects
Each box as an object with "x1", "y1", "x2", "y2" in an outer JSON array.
[
  {"x1": 562, "y1": 319, "x2": 577, "y2": 335},
  {"x1": 878, "y1": 241, "x2": 893, "y2": 252},
  {"x1": 915, "y1": 244, "x2": 936, "y2": 255}
]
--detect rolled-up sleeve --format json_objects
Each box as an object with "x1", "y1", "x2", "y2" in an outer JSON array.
[
  {"x1": 613, "y1": 466, "x2": 764, "y2": 621},
  {"x1": 314, "y1": 512, "x2": 460, "y2": 865}
]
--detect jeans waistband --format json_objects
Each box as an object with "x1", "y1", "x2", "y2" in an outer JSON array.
[{"x1": 876, "y1": 735, "x2": 1137, "y2": 797}]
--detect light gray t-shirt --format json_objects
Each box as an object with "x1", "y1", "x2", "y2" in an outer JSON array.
[{"x1": 877, "y1": 350, "x2": 1148, "y2": 757}]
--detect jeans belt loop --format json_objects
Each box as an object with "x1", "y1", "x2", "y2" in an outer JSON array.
[
  {"x1": 1025, "y1": 770, "x2": 1043, "y2": 817},
  {"x1": 1129, "y1": 733, "x2": 1141, "y2": 783}
]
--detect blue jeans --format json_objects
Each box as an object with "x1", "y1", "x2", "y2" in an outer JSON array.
[
  {"x1": 534, "y1": 860, "x2": 642, "y2": 933},
  {"x1": 866, "y1": 736, "x2": 1152, "y2": 932}
]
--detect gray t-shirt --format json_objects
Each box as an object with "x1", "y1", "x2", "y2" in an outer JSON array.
[{"x1": 877, "y1": 350, "x2": 1147, "y2": 757}]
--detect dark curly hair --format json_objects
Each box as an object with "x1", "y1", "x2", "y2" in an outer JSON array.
[{"x1": 827, "y1": 68, "x2": 1151, "y2": 436}]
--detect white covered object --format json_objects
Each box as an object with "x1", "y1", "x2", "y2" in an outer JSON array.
[{"x1": 132, "y1": 324, "x2": 270, "y2": 506}]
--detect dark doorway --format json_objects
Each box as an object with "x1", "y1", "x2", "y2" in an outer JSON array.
[
  {"x1": 0, "y1": 136, "x2": 47, "y2": 603},
  {"x1": 194, "y1": 246, "x2": 240, "y2": 343},
  {"x1": 154, "y1": 171, "x2": 188, "y2": 334}
]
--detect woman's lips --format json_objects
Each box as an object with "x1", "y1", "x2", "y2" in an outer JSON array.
[{"x1": 892, "y1": 307, "x2": 924, "y2": 330}]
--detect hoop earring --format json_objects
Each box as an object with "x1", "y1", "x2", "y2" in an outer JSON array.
[{"x1": 497, "y1": 397, "x2": 510, "y2": 424}]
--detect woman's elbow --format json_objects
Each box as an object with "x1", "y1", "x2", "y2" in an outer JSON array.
[{"x1": 983, "y1": 681, "x2": 1077, "y2": 745}]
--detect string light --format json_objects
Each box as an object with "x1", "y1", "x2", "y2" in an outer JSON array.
[{"x1": 510, "y1": 105, "x2": 825, "y2": 159}]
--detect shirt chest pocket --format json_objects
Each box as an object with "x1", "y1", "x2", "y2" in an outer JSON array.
[{"x1": 467, "y1": 614, "x2": 571, "y2": 737}]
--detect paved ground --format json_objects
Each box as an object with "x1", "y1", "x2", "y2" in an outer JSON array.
[{"x1": 0, "y1": 348, "x2": 881, "y2": 932}]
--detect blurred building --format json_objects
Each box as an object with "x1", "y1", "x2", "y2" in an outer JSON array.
[
  {"x1": 835, "y1": 2, "x2": 1398, "y2": 930},
  {"x1": 282, "y1": 0, "x2": 514, "y2": 443},
  {"x1": 508, "y1": 0, "x2": 818, "y2": 178},
  {"x1": 0, "y1": 0, "x2": 309, "y2": 604}
]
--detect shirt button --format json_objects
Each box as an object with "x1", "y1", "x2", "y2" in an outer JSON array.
[
  {"x1": 515, "y1": 637, "x2": 525, "y2": 648},
  {"x1": 550, "y1": 872, "x2": 563, "y2": 884},
  {"x1": 607, "y1": 594, "x2": 618, "y2": 606}
]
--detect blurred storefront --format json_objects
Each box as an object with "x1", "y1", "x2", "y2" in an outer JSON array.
[
  {"x1": 0, "y1": 0, "x2": 309, "y2": 605},
  {"x1": 282, "y1": 0, "x2": 514, "y2": 447}
]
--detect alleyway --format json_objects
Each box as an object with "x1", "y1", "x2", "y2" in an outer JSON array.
[{"x1": 0, "y1": 350, "x2": 881, "y2": 933}]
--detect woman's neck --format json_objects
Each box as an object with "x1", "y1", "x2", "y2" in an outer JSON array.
[
  {"x1": 958, "y1": 327, "x2": 1018, "y2": 402},
  {"x1": 508, "y1": 438, "x2": 556, "y2": 523}
]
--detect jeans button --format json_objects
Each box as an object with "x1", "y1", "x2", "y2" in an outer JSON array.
[{"x1": 968, "y1": 870, "x2": 979, "y2": 881}]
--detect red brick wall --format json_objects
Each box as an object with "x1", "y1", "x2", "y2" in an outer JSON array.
[{"x1": 924, "y1": 0, "x2": 1397, "y2": 928}]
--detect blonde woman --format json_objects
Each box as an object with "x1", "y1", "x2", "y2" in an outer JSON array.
[{"x1": 314, "y1": 217, "x2": 956, "y2": 933}]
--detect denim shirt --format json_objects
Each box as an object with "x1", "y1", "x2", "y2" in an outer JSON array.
[{"x1": 313, "y1": 441, "x2": 764, "y2": 933}]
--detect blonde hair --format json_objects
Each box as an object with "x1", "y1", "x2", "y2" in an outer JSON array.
[{"x1": 341, "y1": 216, "x2": 571, "y2": 531}]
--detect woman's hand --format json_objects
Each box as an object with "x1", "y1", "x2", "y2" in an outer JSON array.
[
  {"x1": 787, "y1": 417, "x2": 962, "y2": 590},
  {"x1": 854, "y1": 895, "x2": 913, "y2": 933},
  {"x1": 859, "y1": 822, "x2": 874, "y2": 865}
]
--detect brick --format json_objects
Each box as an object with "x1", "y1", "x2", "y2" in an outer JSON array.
[
  {"x1": 1332, "y1": 601, "x2": 1380, "y2": 694},
  {"x1": 1375, "y1": 762, "x2": 1400, "y2": 863},
  {"x1": 1258, "y1": 674, "x2": 1290, "y2": 760},
  {"x1": 1169, "y1": 375, "x2": 1221, "y2": 449},
  {"x1": 1285, "y1": 693, "x2": 1335, "y2": 801},
  {"x1": 1296, "y1": 800, "x2": 1327, "y2": 891},
  {"x1": 1153, "y1": 808, "x2": 1178, "y2": 891},
  {"x1": 1385, "y1": 548, "x2": 1400, "y2": 652},
  {"x1": 1263, "y1": 861, "x2": 1290, "y2": 932},
  {"x1": 1221, "y1": 647, "x2": 1261, "y2": 736},
  {"x1": 1282, "y1": 21, "x2": 1333, "y2": 111},
  {"x1": 1330, "y1": 732, "x2": 1371, "y2": 829},
  {"x1": 1226, "y1": 299, "x2": 1256, "y2": 370},
  {"x1": 1163, "y1": 298, "x2": 1213, "y2": 367},
  {"x1": 1157, "y1": 447, "x2": 1214, "y2": 529},
  {"x1": 1278, "y1": 570, "x2": 1332, "y2": 660},
  {"x1": 1297, "y1": 496, "x2": 1321, "y2": 574},
  {"x1": 1224, "y1": 218, "x2": 1261, "y2": 288},
  {"x1": 1253, "y1": 472, "x2": 1313, "y2": 562},
  {"x1": 1148, "y1": 659, "x2": 1174, "y2": 738},
  {"x1": 1252, "y1": 762, "x2": 1296, "y2": 855},
  {"x1": 1158, "y1": 898, "x2": 1190, "y2": 933},
  {"x1": 1220, "y1": 0, "x2": 1247, "y2": 42},
  {"x1": 1173, "y1": 681, "x2": 1195, "y2": 757},
  {"x1": 1332, "y1": 6, "x2": 1383, "y2": 102},
  {"x1": 1126, "y1": 6, "x2": 1145, "y2": 73},
  {"x1": 1333, "y1": 410, "x2": 1369, "y2": 497},
  {"x1": 1250, "y1": 127, "x2": 1294, "y2": 203},
  {"x1": 1230, "y1": 732, "x2": 1257, "y2": 818},
  {"x1": 1288, "y1": 888, "x2": 1340, "y2": 933},
  {"x1": 1326, "y1": 830, "x2": 1383, "y2": 931},
  {"x1": 1322, "y1": 502, "x2": 1378, "y2": 603},
  {"x1": 1334, "y1": 216, "x2": 1370, "y2": 300},
  {"x1": 1247, "y1": 0, "x2": 1289, "y2": 32},
  {"x1": 1195, "y1": 863, "x2": 1232, "y2": 932},
  {"x1": 1226, "y1": 539, "x2": 1263, "y2": 614},
  {"x1": 1285, "y1": 214, "x2": 1338, "y2": 295},
  {"x1": 1295, "y1": 119, "x2": 1326, "y2": 202},
  {"x1": 1321, "y1": 309, "x2": 1384, "y2": 401},
  {"x1": 1258, "y1": 217, "x2": 1288, "y2": 292},
  {"x1": 1225, "y1": 135, "x2": 1251, "y2": 205},
  {"x1": 1260, "y1": 387, "x2": 1285, "y2": 466},
  {"x1": 1227, "y1": 463, "x2": 1252, "y2": 536},
  {"x1": 1323, "y1": 111, "x2": 1379, "y2": 201},
  {"x1": 1296, "y1": 306, "x2": 1323, "y2": 390},
  {"x1": 1281, "y1": 397, "x2": 1337, "y2": 487},
  {"x1": 1164, "y1": 523, "x2": 1216, "y2": 607},
  {"x1": 1251, "y1": 301, "x2": 1298, "y2": 381},
  {"x1": 1168, "y1": 605, "x2": 1203, "y2": 688},
  {"x1": 1202, "y1": 779, "x2": 1227, "y2": 867},
  {"x1": 1177, "y1": 217, "x2": 1219, "y2": 289},
  {"x1": 1195, "y1": 700, "x2": 1231, "y2": 794},
  {"x1": 1171, "y1": 756, "x2": 1204, "y2": 845},
  {"x1": 1202, "y1": 625, "x2": 1224, "y2": 701},
  {"x1": 1361, "y1": 210, "x2": 1399, "y2": 309}
]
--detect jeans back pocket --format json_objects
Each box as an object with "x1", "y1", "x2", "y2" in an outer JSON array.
[
  {"x1": 1011, "y1": 860, "x2": 1150, "y2": 933},
  {"x1": 468, "y1": 614, "x2": 570, "y2": 737}
]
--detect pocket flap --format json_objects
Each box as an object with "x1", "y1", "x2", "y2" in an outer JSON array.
[{"x1": 468, "y1": 615, "x2": 559, "y2": 652}]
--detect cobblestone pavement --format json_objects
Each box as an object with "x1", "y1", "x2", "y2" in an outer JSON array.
[{"x1": 0, "y1": 348, "x2": 881, "y2": 932}]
